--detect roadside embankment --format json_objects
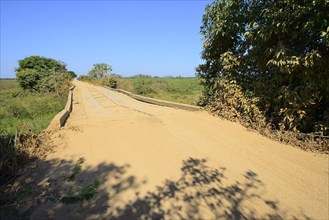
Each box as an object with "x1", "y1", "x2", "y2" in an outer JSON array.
[{"x1": 47, "y1": 86, "x2": 75, "y2": 130}]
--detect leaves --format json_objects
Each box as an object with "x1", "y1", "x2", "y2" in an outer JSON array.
[
  {"x1": 197, "y1": 0, "x2": 329, "y2": 140},
  {"x1": 88, "y1": 63, "x2": 112, "y2": 79},
  {"x1": 15, "y1": 56, "x2": 72, "y2": 93}
]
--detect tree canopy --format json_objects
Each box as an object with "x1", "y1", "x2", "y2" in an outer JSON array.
[
  {"x1": 16, "y1": 56, "x2": 67, "y2": 73},
  {"x1": 15, "y1": 56, "x2": 71, "y2": 93},
  {"x1": 197, "y1": 0, "x2": 329, "y2": 138},
  {"x1": 68, "y1": 71, "x2": 77, "y2": 79},
  {"x1": 88, "y1": 63, "x2": 112, "y2": 79}
]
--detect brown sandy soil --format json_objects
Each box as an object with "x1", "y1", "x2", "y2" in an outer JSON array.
[{"x1": 9, "y1": 81, "x2": 328, "y2": 219}]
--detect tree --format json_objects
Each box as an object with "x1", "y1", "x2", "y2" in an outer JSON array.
[
  {"x1": 16, "y1": 69, "x2": 39, "y2": 91},
  {"x1": 197, "y1": 0, "x2": 329, "y2": 136},
  {"x1": 16, "y1": 56, "x2": 67, "y2": 73},
  {"x1": 15, "y1": 56, "x2": 70, "y2": 93},
  {"x1": 88, "y1": 63, "x2": 112, "y2": 79},
  {"x1": 67, "y1": 71, "x2": 77, "y2": 79}
]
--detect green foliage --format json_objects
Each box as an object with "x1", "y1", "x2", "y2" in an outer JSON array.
[
  {"x1": 16, "y1": 69, "x2": 39, "y2": 91},
  {"x1": 133, "y1": 77, "x2": 155, "y2": 95},
  {"x1": 88, "y1": 63, "x2": 112, "y2": 79},
  {"x1": 118, "y1": 76, "x2": 202, "y2": 105},
  {"x1": 0, "y1": 80, "x2": 67, "y2": 136},
  {"x1": 77, "y1": 75, "x2": 201, "y2": 105},
  {"x1": 78, "y1": 74, "x2": 118, "y2": 89},
  {"x1": 15, "y1": 56, "x2": 71, "y2": 93},
  {"x1": 77, "y1": 75, "x2": 93, "y2": 81},
  {"x1": 197, "y1": 0, "x2": 329, "y2": 139},
  {"x1": 16, "y1": 56, "x2": 66, "y2": 73},
  {"x1": 100, "y1": 75, "x2": 118, "y2": 89},
  {"x1": 67, "y1": 71, "x2": 77, "y2": 79}
]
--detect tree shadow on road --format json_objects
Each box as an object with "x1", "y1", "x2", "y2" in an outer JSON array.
[
  {"x1": 0, "y1": 157, "x2": 141, "y2": 219},
  {"x1": 1, "y1": 157, "x2": 309, "y2": 219},
  {"x1": 111, "y1": 157, "x2": 308, "y2": 220}
]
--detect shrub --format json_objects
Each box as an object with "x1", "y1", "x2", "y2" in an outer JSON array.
[
  {"x1": 15, "y1": 56, "x2": 71, "y2": 94},
  {"x1": 133, "y1": 78, "x2": 154, "y2": 95},
  {"x1": 116, "y1": 79, "x2": 134, "y2": 92},
  {"x1": 100, "y1": 76, "x2": 118, "y2": 88},
  {"x1": 150, "y1": 81, "x2": 172, "y2": 93},
  {"x1": 78, "y1": 75, "x2": 93, "y2": 81}
]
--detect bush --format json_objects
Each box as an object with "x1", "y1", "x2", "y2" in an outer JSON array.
[
  {"x1": 15, "y1": 56, "x2": 71, "y2": 94},
  {"x1": 150, "y1": 81, "x2": 171, "y2": 93},
  {"x1": 206, "y1": 79, "x2": 265, "y2": 128},
  {"x1": 116, "y1": 79, "x2": 134, "y2": 92},
  {"x1": 100, "y1": 76, "x2": 118, "y2": 89},
  {"x1": 78, "y1": 75, "x2": 93, "y2": 81},
  {"x1": 133, "y1": 78, "x2": 154, "y2": 95}
]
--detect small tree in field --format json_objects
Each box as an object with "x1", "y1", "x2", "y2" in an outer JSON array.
[{"x1": 88, "y1": 63, "x2": 112, "y2": 79}]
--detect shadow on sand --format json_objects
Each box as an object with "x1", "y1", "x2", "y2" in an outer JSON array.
[{"x1": 1, "y1": 157, "x2": 309, "y2": 219}]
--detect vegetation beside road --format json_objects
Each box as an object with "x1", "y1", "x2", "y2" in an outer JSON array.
[
  {"x1": 117, "y1": 75, "x2": 202, "y2": 105},
  {"x1": 0, "y1": 79, "x2": 67, "y2": 135},
  {"x1": 0, "y1": 79, "x2": 68, "y2": 187},
  {"x1": 196, "y1": 0, "x2": 328, "y2": 152},
  {"x1": 0, "y1": 56, "x2": 74, "y2": 187}
]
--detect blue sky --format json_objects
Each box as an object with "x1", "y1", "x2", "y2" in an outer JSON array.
[{"x1": 0, "y1": 0, "x2": 211, "y2": 78}]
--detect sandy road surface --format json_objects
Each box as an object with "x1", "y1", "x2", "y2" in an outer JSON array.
[{"x1": 28, "y1": 81, "x2": 328, "y2": 219}]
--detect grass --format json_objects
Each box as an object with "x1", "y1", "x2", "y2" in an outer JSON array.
[
  {"x1": 117, "y1": 76, "x2": 203, "y2": 105},
  {"x1": 0, "y1": 78, "x2": 69, "y2": 187},
  {"x1": 0, "y1": 78, "x2": 17, "y2": 90},
  {"x1": 0, "y1": 79, "x2": 67, "y2": 136}
]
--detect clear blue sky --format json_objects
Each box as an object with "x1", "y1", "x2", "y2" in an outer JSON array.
[{"x1": 0, "y1": 0, "x2": 211, "y2": 78}]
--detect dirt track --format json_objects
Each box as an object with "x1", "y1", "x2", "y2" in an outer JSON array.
[{"x1": 28, "y1": 81, "x2": 328, "y2": 219}]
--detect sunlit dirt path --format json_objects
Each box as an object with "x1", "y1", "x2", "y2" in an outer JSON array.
[{"x1": 29, "y1": 80, "x2": 328, "y2": 219}]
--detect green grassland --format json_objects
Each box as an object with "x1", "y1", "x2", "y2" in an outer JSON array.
[
  {"x1": 117, "y1": 76, "x2": 202, "y2": 105},
  {"x1": 0, "y1": 79, "x2": 67, "y2": 136}
]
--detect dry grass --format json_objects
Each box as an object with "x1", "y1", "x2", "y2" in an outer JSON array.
[
  {"x1": 205, "y1": 79, "x2": 329, "y2": 154},
  {"x1": 0, "y1": 128, "x2": 53, "y2": 187}
]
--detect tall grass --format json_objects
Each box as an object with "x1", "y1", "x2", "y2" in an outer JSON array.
[
  {"x1": 0, "y1": 79, "x2": 68, "y2": 185},
  {"x1": 0, "y1": 79, "x2": 67, "y2": 136},
  {"x1": 0, "y1": 79, "x2": 17, "y2": 90}
]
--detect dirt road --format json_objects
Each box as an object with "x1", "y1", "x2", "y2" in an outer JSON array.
[{"x1": 28, "y1": 81, "x2": 328, "y2": 219}]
